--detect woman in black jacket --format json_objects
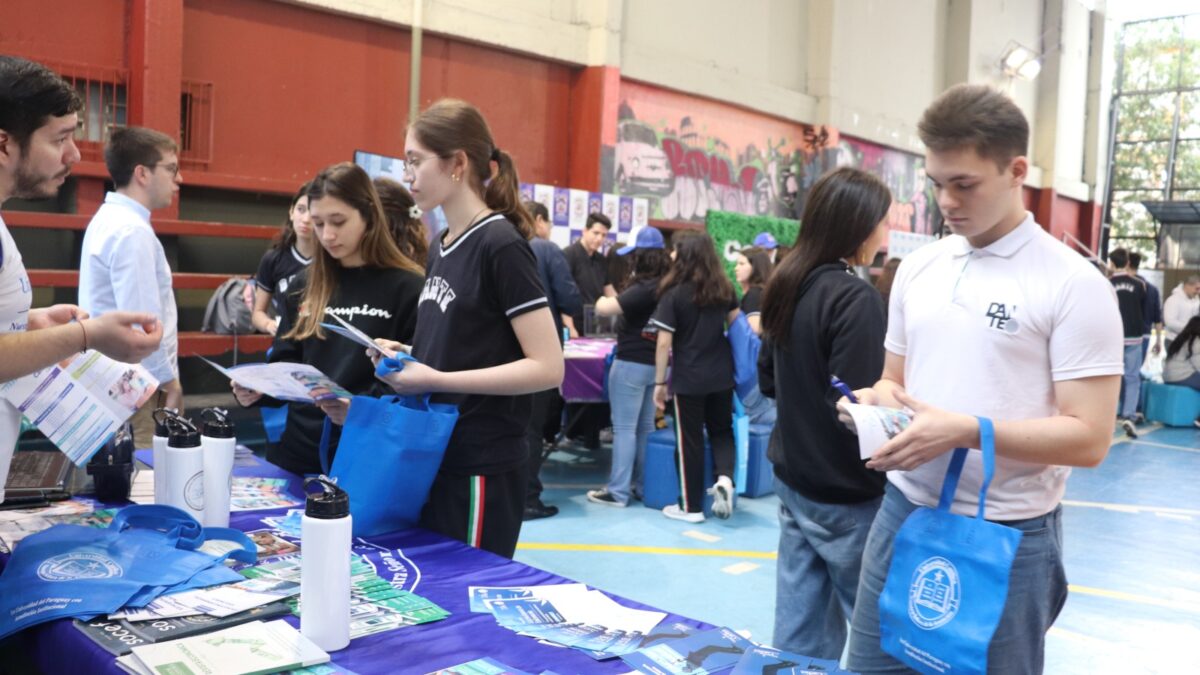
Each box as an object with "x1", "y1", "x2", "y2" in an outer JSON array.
[{"x1": 759, "y1": 166, "x2": 891, "y2": 659}]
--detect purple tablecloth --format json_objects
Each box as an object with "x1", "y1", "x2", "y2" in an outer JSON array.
[
  {"x1": 5, "y1": 451, "x2": 711, "y2": 674},
  {"x1": 561, "y1": 338, "x2": 616, "y2": 403}
]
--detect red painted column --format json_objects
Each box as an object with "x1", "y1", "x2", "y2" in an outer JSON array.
[
  {"x1": 567, "y1": 66, "x2": 621, "y2": 192},
  {"x1": 1035, "y1": 186, "x2": 1057, "y2": 237},
  {"x1": 127, "y1": 0, "x2": 184, "y2": 220}
]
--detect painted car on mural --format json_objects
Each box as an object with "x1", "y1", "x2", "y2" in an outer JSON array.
[{"x1": 615, "y1": 120, "x2": 674, "y2": 195}]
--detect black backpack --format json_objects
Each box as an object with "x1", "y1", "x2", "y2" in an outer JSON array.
[{"x1": 202, "y1": 277, "x2": 255, "y2": 335}]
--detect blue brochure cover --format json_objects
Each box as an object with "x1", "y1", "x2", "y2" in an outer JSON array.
[{"x1": 621, "y1": 626, "x2": 752, "y2": 675}]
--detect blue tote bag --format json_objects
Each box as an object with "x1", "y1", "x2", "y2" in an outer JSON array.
[
  {"x1": 727, "y1": 312, "x2": 762, "y2": 402},
  {"x1": 879, "y1": 417, "x2": 1023, "y2": 675},
  {"x1": 319, "y1": 353, "x2": 459, "y2": 538}
]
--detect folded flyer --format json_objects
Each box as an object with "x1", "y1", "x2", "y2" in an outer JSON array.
[
  {"x1": 621, "y1": 627, "x2": 752, "y2": 675},
  {"x1": 732, "y1": 645, "x2": 851, "y2": 674},
  {"x1": 74, "y1": 601, "x2": 291, "y2": 656},
  {"x1": 839, "y1": 403, "x2": 913, "y2": 459},
  {"x1": 320, "y1": 311, "x2": 390, "y2": 355},
  {"x1": 201, "y1": 358, "x2": 350, "y2": 403},
  {"x1": 0, "y1": 350, "x2": 158, "y2": 465},
  {"x1": 124, "y1": 619, "x2": 328, "y2": 675}
]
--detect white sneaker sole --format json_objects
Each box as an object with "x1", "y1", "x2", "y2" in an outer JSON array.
[
  {"x1": 710, "y1": 484, "x2": 733, "y2": 519},
  {"x1": 662, "y1": 506, "x2": 705, "y2": 523},
  {"x1": 586, "y1": 492, "x2": 627, "y2": 507}
]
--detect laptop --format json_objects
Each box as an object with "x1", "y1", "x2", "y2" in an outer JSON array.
[{"x1": 1, "y1": 449, "x2": 75, "y2": 509}]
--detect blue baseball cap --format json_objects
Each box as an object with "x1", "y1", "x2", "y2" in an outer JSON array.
[
  {"x1": 617, "y1": 227, "x2": 665, "y2": 255},
  {"x1": 753, "y1": 232, "x2": 779, "y2": 249}
]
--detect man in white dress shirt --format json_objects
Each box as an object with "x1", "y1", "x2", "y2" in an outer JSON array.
[
  {"x1": 80, "y1": 127, "x2": 183, "y2": 445},
  {"x1": 0, "y1": 56, "x2": 162, "y2": 502}
]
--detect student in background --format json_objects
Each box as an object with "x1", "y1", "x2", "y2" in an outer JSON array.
[
  {"x1": 523, "y1": 200, "x2": 581, "y2": 521},
  {"x1": 1163, "y1": 316, "x2": 1200, "y2": 428},
  {"x1": 588, "y1": 227, "x2": 670, "y2": 508},
  {"x1": 1163, "y1": 274, "x2": 1200, "y2": 350},
  {"x1": 734, "y1": 246, "x2": 773, "y2": 335},
  {"x1": 1129, "y1": 252, "x2": 1163, "y2": 366},
  {"x1": 759, "y1": 166, "x2": 891, "y2": 658},
  {"x1": 232, "y1": 163, "x2": 425, "y2": 476},
  {"x1": 1109, "y1": 248, "x2": 1148, "y2": 438},
  {"x1": 375, "y1": 99, "x2": 563, "y2": 558},
  {"x1": 754, "y1": 231, "x2": 780, "y2": 264},
  {"x1": 651, "y1": 231, "x2": 740, "y2": 523},
  {"x1": 374, "y1": 177, "x2": 430, "y2": 266},
  {"x1": 252, "y1": 181, "x2": 314, "y2": 336},
  {"x1": 79, "y1": 126, "x2": 184, "y2": 445}
]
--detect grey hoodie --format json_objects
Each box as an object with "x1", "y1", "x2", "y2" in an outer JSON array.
[{"x1": 1163, "y1": 283, "x2": 1199, "y2": 340}]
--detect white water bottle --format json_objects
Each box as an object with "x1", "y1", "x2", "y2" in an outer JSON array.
[
  {"x1": 151, "y1": 408, "x2": 175, "y2": 505},
  {"x1": 164, "y1": 418, "x2": 204, "y2": 520},
  {"x1": 301, "y1": 476, "x2": 352, "y2": 652},
  {"x1": 200, "y1": 408, "x2": 236, "y2": 527}
]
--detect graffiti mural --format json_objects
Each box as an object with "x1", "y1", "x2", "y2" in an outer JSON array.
[{"x1": 606, "y1": 81, "x2": 940, "y2": 237}]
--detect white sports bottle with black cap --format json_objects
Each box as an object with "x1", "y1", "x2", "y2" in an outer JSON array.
[
  {"x1": 301, "y1": 476, "x2": 352, "y2": 651},
  {"x1": 200, "y1": 408, "x2": 236, "y2": 527},
  {"x1": 164, "y1": 417, "x2": 204, "y2": 520},
  {"x1": 150, "y1": 408, "x2": 179, "y2": 504}
]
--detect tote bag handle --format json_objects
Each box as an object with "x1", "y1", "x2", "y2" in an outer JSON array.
[{"x1": 935, "y1": 416, "x2": 996, "y2": 520}]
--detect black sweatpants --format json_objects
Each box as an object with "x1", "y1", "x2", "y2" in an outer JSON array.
[
  {"x1": 672, "y1": 389, "x2": 735, "y2": 514},
  {"x1": 420, "y1": 464, "x2": 525, "y2": 559},
  {"x1": 525, "y1": 388, "x2": 556, "y2": 507}
]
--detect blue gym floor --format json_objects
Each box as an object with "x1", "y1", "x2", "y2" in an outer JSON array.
[{"x1": 515, "y1": 425, "x2": 1200, "y2": 674}]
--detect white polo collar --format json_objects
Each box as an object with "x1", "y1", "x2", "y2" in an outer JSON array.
[
  {"x1": 104, "y1": 191, "x2": 152, "y2": 224},
  {"x1": 952, "y1": 212, "x2": 1037, "y2": 259}
]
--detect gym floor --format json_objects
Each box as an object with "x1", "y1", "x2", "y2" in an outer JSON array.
[{"x1": 517, "y1": 425, "x2": 1200, "y2": 674}]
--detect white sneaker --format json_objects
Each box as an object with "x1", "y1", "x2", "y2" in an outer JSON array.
[
  {"x1": 709, "y1": 477, "x2": 734, "y2": 520},
  {"x1": 662, "y1": 504, "x2": 705, "y2": 523},
  {"x1": 586, "y1": 489, "x2": 627, "y2": 507}
]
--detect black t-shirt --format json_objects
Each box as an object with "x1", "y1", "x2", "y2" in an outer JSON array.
[
  {"x1": 614, "y1": 278, "x2": 660, "y2": 365},
  {"x1": 563, "y1": 241, "x2": 608, "y2": 327},
  {"x1": 650, "y1": 283, "x2": 738, "y2": 395},
  {"x1": 412, "y1": 214, "x2": 550, "y2": 475},
  {"x1": 254, "y1": 245, "x2": 312, "y2": 318},
  {"x1": 740, "y1": 286, "x2": 763, "y2": 318},
  {"x1": 1111, "y1": 273, "x2": 1147, "y2": 340},
  {"x1": 267, "y1": 265, "x2": 423, "y2": 476}
]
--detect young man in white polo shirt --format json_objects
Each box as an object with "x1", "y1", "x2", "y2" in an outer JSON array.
[
  {"x1": 842, "y1": 85, "x2": 1123, "y2": 673},
  {"x1": 0, "y1": 56, "x2": 162, "y2": 502},
  {"x1": 80, "y1": 127, "x2": 184, "y2": 445}
]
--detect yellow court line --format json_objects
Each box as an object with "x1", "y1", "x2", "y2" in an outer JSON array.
[
  {"x1": 516, "y1": 542, "x2": 777, "y2": 559},
  {"x1": 1062, "y1": 499, "x2": 1200, "y2": 517},
  {"x1": 1069, "y1": 584, "x2": 1200, "y2": 614}
]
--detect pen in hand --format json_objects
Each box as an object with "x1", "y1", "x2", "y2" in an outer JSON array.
[{"x1": 830, "y1": 375, "x2": 858, "y2": 404}]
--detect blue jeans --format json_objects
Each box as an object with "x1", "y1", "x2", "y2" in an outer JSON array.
[
  {"x1": 740, "y1": 386, "x2": 777, "y2": 427},
  {"x1": 1121, "y1": 342, "x2": 1143, "y2": 418},
  {"x1": 605, "y1": 359, "x2": 656, "y2": 504},
  {"x1": 846, "y1": 484, "x2": 1068, "y2": 674},
  {"x1": 773, "y1": 477, "x2": 881, "y2": 659}
]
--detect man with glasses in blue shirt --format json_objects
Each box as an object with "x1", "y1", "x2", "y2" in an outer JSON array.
[{"x1": 80, "y1": 127, "x2": 184, "y2": 445}]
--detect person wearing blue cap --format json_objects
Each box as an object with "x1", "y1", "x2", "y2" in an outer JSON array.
[
  {"x1": 587, "y1": 227, "x2": 670, "y2": 507},
  {"x1": 754, "y1": 231, "x2": 780, "y2": 264}
]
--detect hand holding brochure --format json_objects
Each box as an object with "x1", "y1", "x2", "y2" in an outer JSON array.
[
  {"x1": 839, "y1": 403, "x2": 914, "y2": 459},
  {"x1": 321, "y1": 311, "x2": 394, "y2": 356},
  {"x1": 0, "y1": 351, "x2": 158, "y2": 465},
  {"x1": 201, "y1": 358, "x2": 350, "y2": 403}
]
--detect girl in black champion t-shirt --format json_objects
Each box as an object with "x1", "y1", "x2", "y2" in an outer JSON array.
[
  {"x1": 371, "y1": 99, "x2": 563, "y2": 559},
  {"x1": 251, "y1": 182, "x2": 316, "y2": 336},
  {"x1": 649, "y1": 231, "x2": 741, "y2": 523},
  {"x1": 232, "y1": 163, "x2": 425, "y2": 477}
]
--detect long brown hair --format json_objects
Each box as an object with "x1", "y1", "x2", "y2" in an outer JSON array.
[
  {"x1": 284, "y1": 162, "x2": 424, "y2": 341},
  {"x1": 408, "y1": 98, "x2": 533, "y2": 239},
  {"x1": 271, "y1": 181, "x2": 312, "y2": 252},
  {"x1": 761, "y1": 167, "x2": 891, "y2": 343},
  {"x1": 658, "y1": 231, "x2": 735, "y2": 307},
  {"x1": 739, "y1": 246, "x2": 773, "y2": 289},
  {"x1": 373, "y1": 177, "x2": 429, "y2": 265}
]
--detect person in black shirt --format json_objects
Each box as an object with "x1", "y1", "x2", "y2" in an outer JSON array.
[
  {"x1": 374, "y1": 99, "x2": 563, "y2": 559},
  {"x1": 587, "y1": 227, "x2": 669, "y2": 507},
  {"x1": 232, "y1": 163, "x2": 424, "y2": 476},
  {"x1": 252, "y1": 182, "x2": 315, "y2": 336},
  {"x1": 734, "y1": 246, "x2": 772, "y2": 335},
  {"x1": 650, "y1": 231, "x2": 740, "y2": 523},
  {"x1": 563, "y1": 212, "x2": 612, "y2": 336},
  {"x1": 1109, "y1": 248, "x2": 1148, "y2": 436},
  {"x1": 759, "y1": 167, "x2": 891, "y2": 658}
]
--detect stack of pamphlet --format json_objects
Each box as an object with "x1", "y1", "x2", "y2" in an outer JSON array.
[
  {"x1": 618, "y1": 626, "x2": 859, "y2": 675},
  {"x1": 114, "y1": 619, "x2": 329, "y2": 675},
  {"x1": 470, "y1": 583, "x2": 669, "y2": 660}
]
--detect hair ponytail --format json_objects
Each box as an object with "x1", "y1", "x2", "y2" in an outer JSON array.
[{"x1": 485, "y1": 150, "x2": 533, "y2": 239}]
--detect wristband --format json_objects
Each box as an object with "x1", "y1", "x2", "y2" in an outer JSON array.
[
  {"x1": 77, "y1": 320, "x2": 88, "y2": 353},
  {"x1": 655, "y1": 381, "x2": 666, "y2": 386}
]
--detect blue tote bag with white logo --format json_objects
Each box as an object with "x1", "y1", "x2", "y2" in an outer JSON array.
[
  {"x1": 319, "y1": 353, "x2": 459, "y2": 537},
  {"x1": 879, "y1": 417, "x2": 1023, "y2": 675}
]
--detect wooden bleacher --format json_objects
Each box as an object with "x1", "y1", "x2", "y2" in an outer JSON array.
[{"x1": 8, "y1": 210, "x2": 276, "y2": 358}]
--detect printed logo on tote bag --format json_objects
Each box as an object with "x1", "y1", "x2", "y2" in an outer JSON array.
[
  {"x1": 908, "y1": 556, "x2": 961, "y2": 629},
  {"x1": 37, "y1": 553, "x2": 124, "y2": 581}
]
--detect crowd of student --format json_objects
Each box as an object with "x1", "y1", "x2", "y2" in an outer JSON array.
[{"x1": 0, "y1": 54, "x2": 1163, "y2": 672}]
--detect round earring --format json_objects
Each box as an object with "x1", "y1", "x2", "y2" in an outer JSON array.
[{"x1": 452, "y1": 173, "x2": 461, "y2": 182}]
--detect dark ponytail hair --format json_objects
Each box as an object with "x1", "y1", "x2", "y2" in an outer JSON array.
[
  {"x1": 409, "y1": 98, "x2": 533, "y2": 239},
  {"x1": 272, "y1": 180, "x2": 312, "y2": 252},
  {"x1": 761, "y1": 167, "x2": 892, "y2": 343},
  {"x1": 659, "y1": 231, "x2": 735, "y2": 307},
  {"x1": 1167, "y1": 316, "x2": 1200, "y2": 360}
]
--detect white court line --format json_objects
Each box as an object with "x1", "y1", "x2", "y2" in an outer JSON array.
[
  {"x1": 1062, "y1": 499, "x2": 1200, "y2": 518},
  {"x1": 683, "y1": 530, "x2": 721, "y2": 543},
  {"x1": 721, "y1": 562, "x2": 760, "y2": 576},
  {"x1": 1112, "y1": 437, "x2": 1200, "y2": 454},
  {"x1": 1155, "y1": 512, "x2": 1194, "y2": 521}
]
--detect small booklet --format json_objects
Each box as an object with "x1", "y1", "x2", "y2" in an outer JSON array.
[
  {"x1": 621, "y1": 626, "x2": 751, "y2": 675},
  {"x1": 732, "y1": 645, "x2": 851, "y2": 674},
  {"x1": 121, "y1": 619, "x2": 329, "y2": 675},
  {"x1": 201, "y1": 358, "x2": 350, "y2": 403},
  {"x1": 839, "y1": 403, "x2": 914, "y2": 459},
  {"x1": 0, "y1": 350, "x2": 158, "y2": 465},
  {"x1": 74, "y1": 601, "x2": 291, "y2": 656}
]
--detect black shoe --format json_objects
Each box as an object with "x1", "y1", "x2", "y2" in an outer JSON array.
[
  {"x1": 1121, "y1": 418, "x2": 1138, "y2": 439},
  {"x1": 523, "y1": 502, "x2": 559, "y2": 521}
]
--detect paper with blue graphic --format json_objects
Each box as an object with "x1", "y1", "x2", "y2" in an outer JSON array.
[
  {"x1": 425, "y1": 657, "x2": 533, "y2": 675},
  {"x1": 201, "y1": 357, "x2": 350, "y2": 403},
  {"x1": 731, "y1": 645, "x2": 852, "y2": 674},
  {"x1": 839, "y1": 403, "x2": 913, "y2": 459},
  {"x1": 321, "y1": 310, "x2": 395, "y2": 356},
  {"x1": 621, "y1": 626, "x2": 752, "y2": 674},
  {"x1": 468, "y1": 584, "x2": 587, "y2": 613}
]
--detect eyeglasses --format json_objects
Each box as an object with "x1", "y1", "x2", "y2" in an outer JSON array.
[
  {"x1": 148, "y1": 162, "x2": 180, "y2": 177},
  {"x1": 403, "y1": 153, "x2": 442, "y2": 178}
]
